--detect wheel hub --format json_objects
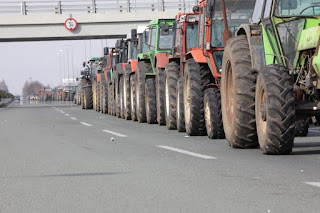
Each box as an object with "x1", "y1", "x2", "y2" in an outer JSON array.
[{"x1": 260, "y1": 100, "x2": 266, "y2": 122}]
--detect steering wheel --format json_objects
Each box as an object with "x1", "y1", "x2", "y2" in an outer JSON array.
[{"x1": 300, "y1": 5, "x2": 320, "y2": 15}]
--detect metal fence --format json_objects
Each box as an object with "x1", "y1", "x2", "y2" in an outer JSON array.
[{"x1": 0, "y1": 0, "x2": 199, "y2": 15}]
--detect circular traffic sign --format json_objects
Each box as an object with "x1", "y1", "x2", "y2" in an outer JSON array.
[{"x1": 65, "y1": 18, "x2": 78, "y2": 31}]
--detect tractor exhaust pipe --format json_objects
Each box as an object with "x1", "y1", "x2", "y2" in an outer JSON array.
[{"x1": 221, "y1": 0, "x2": 232, "y2": 46}]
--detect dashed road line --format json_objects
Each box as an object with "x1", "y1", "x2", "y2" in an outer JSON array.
[
  {"x1": 102, "y1": 129, "x2": 128, "y2": 137},
  {"x1": 157, "y1": 145, "x2": 217, "y2": 160},
  {"x1": 303, "y1": 182, "x2": 320, "y2": 188},
  {"x1": 70, "y1": 117, "x2": 77, "y2": 120},
  {"x1": 80, "y1": 122, "x2": 93, "y2": 127},
  {"x1": 65, "y1": 114, "x2": 70, "y2": 116}
]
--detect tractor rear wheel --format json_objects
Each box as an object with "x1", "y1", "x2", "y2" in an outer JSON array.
[
  {"x1": 255, "y1": 64, "x2": 295, "y2": 154},
  {"x1": 295, "y1": 118, "x2": 310, "y2": 137},
  {"x1": 157, "y1": 68, "x2": 166, "y2": 125},
  {"x1": 101, "y1": 83, "x2": 108, "y2": 114},
  {"x1": 84, "y1": 86, "x2": 93, "y2": 109},
  {"x1": 119, "y1": 76, "x2": 125, "y2": 119},
  {"x1": 130, "y1": 74, "x2": 137, "y2": 121},
  {"x1": 92, "y1": 82, "x2": 96, "y2": 110},
  {"x1": 136, "y1": 61, "x2": 152, "y2": 123},
  {"x1": 114, "y1": 71, "x2": 121, "y2": 118},
  {"x1": 176, "y1": 77, "x2": 186, "y2": 132},
  {"x1": 204, "y1": 88, "x2": 225, "y2": 139},
  {"x1": 165, "y1": 61, "x2": 179, "y2": 130},
  {"x1": 221, "y1": 35, "x2": 258, "y2": 148},
  {"x1": 145, "y1": 78, "x2": 157, "y2": 124},
  {"x1": 123, "y1": 65, "x2": 132, "y2": 120},
  {"x1": 108, "y1": 84, "x2": 113, "y2": 115},
  {"x1": 183, "y1": 59, "x2": 209, "y2": 136},
  {"x1": 96, "y1": 82, "x2": 100, "y2": 112}
]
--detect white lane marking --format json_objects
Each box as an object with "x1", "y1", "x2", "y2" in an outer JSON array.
[
  {"x1": 157, "y1": 145, "x2": 217, "y2": 160},
  {"x1": 80, "y1": 122, "x2": 93, "y2": 127},
  {"x1": 65, "y1": 114, "x2": 70, "y2": 116},
  {"x1": 102, "y1": 130, "x2": 128, "y2": 137},
  {"x1": 70, "y1": 117, "x2": 77, "y2": 120},
  {"x1": 308, "y1": 129, "x2": 320, "y2": 133},
  {"x1": 60, "y1": 111, "x2": 65, "y2": 113},
  {"x1": 303, "y1": 182, "x2": 320, "y2": 188}
]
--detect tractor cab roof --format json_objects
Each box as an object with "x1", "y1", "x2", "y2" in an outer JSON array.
[{"x1": 148, "y1": 19, "x2": 174, "y2": 26}]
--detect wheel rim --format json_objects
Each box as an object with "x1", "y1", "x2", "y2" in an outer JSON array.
[
  {"x1": 257, "y1": 86, "x2": 267, "y2": 135},
  {"x1": 165, "y1": 78, "x2": 170, "y2": 117},
  {"x1": 145, "y1": 88, "x2": 149, "y2": 118},
  {"x1": 184, "y1": 75, "x2": 190, "y2": 125},
  {"x1": 225, "y1": 61, "x2": 234, "y2": 127},
  {"x1": 131, "y1": 81, "x2": 134, "y2": 112},
  {"x1": 177, "y1": 86, "x2": 180, "y2": 123},
  {"x1": 204, "y1": 98, "x2": 212, "y2": 132},
  {"x1": 123, "y1": 79, "x2": 127, "y2": 109},
  {"x1": 120, "y1": 81, "x2": 123, "y2": 112},
  {"x1": 136, "y1": 81, "x2": 140, "y2": 112}
]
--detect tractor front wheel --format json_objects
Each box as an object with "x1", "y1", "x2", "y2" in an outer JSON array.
[
  {"x1": 84, "y1": 86, "x2": 93, "y2": 109},
  {"x1": 165, "y1": 61, "x2": 179, "y2": 130},
  {"x1": 130, "y1": 74, "x2": 137, "y2": 121},
  {"x1": 145, "y1": 78, "x2": 157, "y2": 124},
  {"x1": 255, "y1": 64, "x2": 295, "y2": 154}
]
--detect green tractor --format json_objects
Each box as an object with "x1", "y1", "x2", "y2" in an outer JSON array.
[
  {"x1": 221, "y1": 0, "x2": 320, "y2": 154},
  {"x1": 134, "y1": 19, "x2": 175, "y2": 124}
]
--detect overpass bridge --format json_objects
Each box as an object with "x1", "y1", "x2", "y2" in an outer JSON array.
[{"x1": 0, "y1": 0, "x2": 197, "y2": 42}]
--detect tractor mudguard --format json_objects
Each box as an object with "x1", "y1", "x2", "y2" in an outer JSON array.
[
  {"x1": 122, "y1": 63, "x2": 128, "y2": 70},
  {"x1": 155, "y1": 52, "x2": 169, "y2": 68},
  {"x1": 189, "y1": 49, "x2": 207, "y2": 63},
  {"x1": 130, "y1": 60, "x2": 138, "y2": 72},
  {"x1": 96, "y1": 73, "x2": 101, "y2": 83},
  {"x1": 236, "y1": 24, "x2": 265, "y2": 71}
]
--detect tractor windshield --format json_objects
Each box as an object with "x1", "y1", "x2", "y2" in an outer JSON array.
[
  {"x1": 275, "y1": 0, "x2": 320, "y2": 16},
  {"x1": 186, "y1": 23, "x2": 198, "y2": 51},
  {"x1": 129, "y1": 41, "x2": 137, "y2": 60},
  {"x1": 211, "y1": 0, "x2": 255, "y2": 47},
  {"x1": 139, "y1": 31, "x2": 148, "y2": 54},
  {"x1": 158, "y1": 27, "x2": 174, "y2": 50}
]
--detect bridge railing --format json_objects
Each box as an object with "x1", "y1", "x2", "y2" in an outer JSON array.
[{"x1": 0, "y1": 0, "x2": 199, "y2": 15}]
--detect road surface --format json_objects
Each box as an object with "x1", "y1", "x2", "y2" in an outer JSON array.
[{"x1": 1, "y1": 101, "x2": 320, "y2": 212}]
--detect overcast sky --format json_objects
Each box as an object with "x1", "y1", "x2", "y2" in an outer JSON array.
[{"x1": 0, "y1": 39, "x2": 115, "y2": 95}]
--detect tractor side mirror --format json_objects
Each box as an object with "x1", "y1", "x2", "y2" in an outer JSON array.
[
  {"x1": 131, "y1": 29, "x2": 138, "y2": 42},
  {"x1": 104, "y1": 47, "x2": 109, "y2": 55},
  {"x1": 160, "y1": 24, "x2": 170, "y2": 35},
  {"x1": 280, "y1": 0, "x2": 297, "y2": 10},
  {"x1": 82, "y1": 62, "x2": 86, "y2": 67},
  {"x1": 115, "y1": 40, "x2": 122, "y2": 49},
  {"x1": 206, "y1": 0, "x2": 215, "y2": 18},
  {"x1": 76, "y1": 78, "x2": 79, "y2": 81}
]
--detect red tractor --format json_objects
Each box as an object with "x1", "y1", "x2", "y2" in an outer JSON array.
[{"x1": 170, "y1": 0, "x2": 254, "y2": 138}]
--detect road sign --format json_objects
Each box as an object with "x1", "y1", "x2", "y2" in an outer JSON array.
[{"x1": 64, "y1": 18, "x2": 78, "y2": 31}]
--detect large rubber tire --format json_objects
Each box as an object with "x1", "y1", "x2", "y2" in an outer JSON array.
[
  {"x1": 176, "y1": 77, "x2": 186, "y2": 132},
  {"x1": 83, "y1": 86, "x2": 93, "y2": 109},
  {"x1": 114, "y1": 71, "x2": 121, "y2": 118},
  {"x1": 108, "y1": 84, "x2": 113, "y2": 115},
  {"x1": 130, "y1": 74, "x2": 137, "y2": 121},
  {"x1": 101, "y1": 83, "x2": 108, "y2": 114},
  {"x1": 136, "y1": 61, "x2": 152, "y2": 123},
  {"x1": 123, "y1": 65, "x2": 132, "y2": 120},
  {"x1": 96, "y1": 82, "x2": 100, "y2": 112},
  {"x1": 221, "y1": 35, "x2": 258, "y2": 148},
  {"x1": 81, "y1": 89, "x2": 85, "y2": 109},
  {"x1": 156, "y1": 68, "x2": 166, "y2": 125},
  {"x1": 255, "y1": 64, "x2": 295, "y2": 155},
  {"x1": 145, "y1": 78, "x2": 157, "y2": 124},
  {"x1": 165, "y1": 61, "x2": 179, "y2": 130},
  {"x1": 183, "y1": 59, "x2": 209, "y2": 136},
  {"x1": 204, "y1": 88, "x2": 225, "y2": 139},
  {"x1": 92, "y1": 82, "x2": 97, "y2": 110},
  {"x1": 295, "y1": 118, "x2": 310, "y2": 137},
  {"x1": 119, "y1": 76, "x2": 125, "y2": 119}
]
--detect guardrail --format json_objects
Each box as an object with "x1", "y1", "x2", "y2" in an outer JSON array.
[{"x1": 0, "y1": 0, "x2": 198, "y2": 15}]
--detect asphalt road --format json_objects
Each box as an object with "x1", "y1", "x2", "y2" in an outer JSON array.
[{"x1": 1, "y1": 101, "x2": 320, "y2": 213}]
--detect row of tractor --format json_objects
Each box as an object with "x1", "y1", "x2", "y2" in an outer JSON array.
[
  {"x1": 76, "y1": 0, "x2": 320, "y2": 155},
  {"x1": 34, "y1": 86, "x2": 76, "y2": 102}
]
